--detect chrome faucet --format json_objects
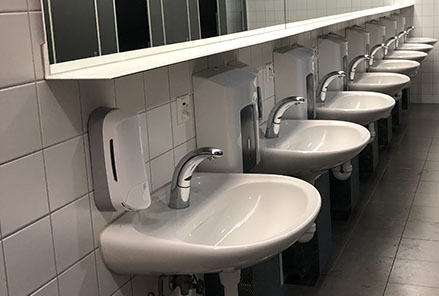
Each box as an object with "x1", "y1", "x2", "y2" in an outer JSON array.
[
  {"x1": 317, "y1": 71, "x2": 346, "y2": 103},
  {"x1": 265, "y1": 96, "x2": 305, "y2": 138},
  {"x1": 384, "y1": 36, "x2": 398, "y2": 50},
  {"x1": 406, "y1": 26, "x2": 415, "y2": 35},
  {"x1": 396, "y1": 30, "x2": 407, "y2": 45},
  {"x1": 169, "y1": 147, "x2": 223, "y2": 209},
  {"x1": 369, "y1": 43, "x2": 389, "y2": 65},
  {"x1": 348, "y1": 54, "x2": 371, "y2": 81}
]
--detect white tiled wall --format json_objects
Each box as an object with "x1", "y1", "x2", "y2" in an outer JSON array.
[
  {"x1": 0, "y1": 2, "x2": 401, "y2": 295},
  {"x1": 403, "y1": 1, "x2": 439, "y2": 103},
  {"x1": 246, "y1": 0, "x2": 285, "y2": 29}
]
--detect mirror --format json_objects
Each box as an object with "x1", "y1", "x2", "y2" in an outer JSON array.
[
  {"x1": 285, "y1": 0, "x2": 352, "y2": 23},
  {"x1": 43, "y1": 0, "x2": 286, "y2": 64}
]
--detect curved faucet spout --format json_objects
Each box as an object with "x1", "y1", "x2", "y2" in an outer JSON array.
[
  {"x1": 397, "y1": 30, "x2": 407, "y2": 45},
  {"x1": 169, "y1": 147, "x2": 223, "y2": 209},
  {"x1": 369, "y1": 43, "x2": 388, "y2": 65},
  {"x1": 406, "y1": 26, "x2": 415, "y2": 35},
  {"x1": 317, "y1": 71, "x2": 346, "y2": 103},
  {"x1": 385, "y1": 36, "x2": 398, "y2": 50},
  {"x1": 348, "y1": 54, "x2": 371, "y2": 81},
  {"x1": 265, "y1": 96, "x2": 305, "y2": 138}
]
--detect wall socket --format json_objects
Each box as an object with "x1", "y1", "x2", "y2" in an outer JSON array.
[{"x1": 176, "y1": 95, "x2": 192, "y2": 125}]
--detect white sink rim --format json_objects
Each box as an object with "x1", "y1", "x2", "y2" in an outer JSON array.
[
  {"x1": 369, "y1": 59, "x2": 420, "y2": 77},
  {"x1": 397, "y1": 43, "x2": 433, "y2": 53},
  {"x1": 385, "y1": 50, "x2": 428, "y2": 62},
  {"x1": 316, "y1": 91, "x2": 396, "y2": 125},
  {"x1": 405, "y1": 37, "x2": 437, "y2": 46},
  {"x1": 100, "y1": 172, "x2": 322, "y2": 275},
  {"x1": 348, "y1": 72, "x2": 411, "y2": 96}
]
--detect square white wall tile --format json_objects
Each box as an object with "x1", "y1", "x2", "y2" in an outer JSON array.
[
  {"x1": 0, "y1": 83, "x2": 42, "y2": 163},
  {"x1": 170, "y1": 97, "x2": 196, "y2": 146},
  {"x1": 0, "y1": 151, "x2": 49, "y2": 236},
  {"x1": 168, "y1": 62, "x2": 192, "y2": 100},
  {"x1": 37, "y1": 81, "x2": 82, "y2": 147},
  {"x1": 3, "y1": 217, "x2": 56, "y2": 296},
  {"x1": 0, "y1": 13, "x2": 35, "y2": 88},
  {"x1": 146, "y1": 104, "x2": 173, "y2": 159},
  {"x1": 51, "y1": 195, "x2": 94, "y2": 272},
  {"x1": 95, "y1": 249, "x2": 130, "y2": 296},
  {"x1": 58, "y1": 253, "x2": 99, "y2": 296},
  {"x1": 29, "y1": 12, "x2": 45, "y2": 80},
  {"x1": 174, "y1": 139, "x2": 197, "y2": 166},
  {"x1": 115, "y1": 73, "x2": 146, "y2": 113},
  {"x1": 0, "y1": 0, "x2": 27, "y2": 12},
  {"x1": 28, "y1": 0, "x2": 41, "y2": 10},
  {"x1": 30, "y1": 279, "x2": 59, "y2": 296},
  {"x1": 79, "y1": 80, "x2": 116, "y2": 129},
  {"x1": 144, "y1": 67, "x2": 170, "y2": 109},
  {"x1": 44, "y1": 136, "x2": 88, "y2": 210},
  {"x1": 89, "y1": 193, "x2": 124, "y2": 247},
  {"x1": 150, "y1": 150, "x2": 174, "y2": 191},
  {"x1": 0, "y1": 244, "x2": 7, "y2": 296}
]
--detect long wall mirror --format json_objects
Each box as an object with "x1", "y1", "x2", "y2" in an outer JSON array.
[{"x1": 43, "y1": 0, "x2": 287, "y2": 64}]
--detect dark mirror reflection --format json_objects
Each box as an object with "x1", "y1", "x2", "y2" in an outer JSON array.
[{"x1": 44, "y1": 0, "x2": 289, "y2": 64}]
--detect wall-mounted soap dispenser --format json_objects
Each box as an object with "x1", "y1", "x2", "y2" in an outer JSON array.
[
  {"x1": 273, "y1": 45, "x2": 317, "y2": 119},
  {"x1": 366, "y1": 22, "x2": 386, "y2": 59},
  {"x1": 380, "y1": 17, "x2": 398, "y2": 49},
  {"x1": 346, "y1": 26, "x2": 371, "y2": 73},
  {"x1": 193, "y1": 66, "x2": 260, "y2": 173},
  {"x1": 88, "y1": 108, "x2": 151, "y2": 212},
  {"x1": 318, "y1": 33, "x2": 349, "y2": 91},
  {"x1": 390, "y1": 14, "x2": 407, "y2": 46}
]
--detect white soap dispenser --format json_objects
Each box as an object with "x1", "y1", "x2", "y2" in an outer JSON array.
[{"x1": 88, "y1": 107, "x2": 151, "y2": 212}]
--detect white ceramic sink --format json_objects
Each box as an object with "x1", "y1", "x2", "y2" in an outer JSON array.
[
  {"x1": 369, "y1": 59, "x2": 420, "y2": 77},
  {"x1": 385, "y1": 50, "x2": 428, "y2": 63},
  {"x1": 405, "y1": 37, "x2": 437, "y2": 46},
  {"x1": 348, "y1": 73, "x2": 410, "y2": 96},
  {"x1": 256, "y1": 120, "x2": 370, "y2": 181},
  {"x1": 397, "y1": 43, "x2": 433, "y2": 54},
  {"x1": 316, "y1": 91, "x2": 395, "y2": 125},
  {"x1": 100, "y1": 173, "x2": 321, "y2": 275}
]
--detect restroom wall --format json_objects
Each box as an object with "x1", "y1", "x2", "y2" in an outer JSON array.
[
  {"x1": 0, "y1": 2, "x2": 398, "y2": 295},
  {"x1": 404, "y1": 1, "x2": 439, "y2": 103}
]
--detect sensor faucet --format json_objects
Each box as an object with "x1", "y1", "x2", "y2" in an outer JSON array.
[
  {"x1": 384, "y1": 36, "x2": 398, "y2": 50},
  {"x1": 396, "y1": 30, "x2": 407, "y2": 45},
  {"x1": 348, "y1": 54, "x2": 371, "y2": 81},
  {"x1": 169, "y1": 147, "x2": 223, "y2": 209},
  {"x1": 369, "y1": 43, "x2": 388, "y2": 65},
  {"x1": 317, "y1": 71, "x2": 346, "y2": 103},
  {"x1": 265, "y1": 96, "x2": 305, "y2": 138}
]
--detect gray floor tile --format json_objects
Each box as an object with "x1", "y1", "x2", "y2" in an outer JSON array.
[
  {"x1": 397, "y1": 238, "x2": 439, "y2": 262},
  {"x1": 389, "y1": 259, "x2": 439, "y2": 288},
  {"x1": 355, "y1": 216, "x2": 406, "y2": 238},
  {"x1": 370, "y1": 190, "x2": 415, "y2": 206},
  {"x1": 362, "y1": 203, "x2": 411, "y2": 221},
  {"x1": 403, "y1": 221, "x2": 439, "y2": 241},
  {"x1": 382, "y1": 168, "x2": 422, "y2": 181},
  {"x1": 421, "y1": 170, "x2": 439, "y2": 182},
  {"x1": 409, "y1": 206, "x2": 439, "y2": 223},
  {"x1": 344, "y1": 235, "x2": 399, "y2": 258},
  {"x1": 423, "y1": 161, "x2": 439, "y2": 171},
  {"x1": 428, "y1": 152, "x2": 439, "y2": 161},
  {"x1": 385, "y1": 283, "x2": 439, "y2": 296},
  {"x1": 417, "y1": 181, "x2": 439, "y2": 194},
  {"x1": 413, "y1": 193, "x2": 439, "y2": 207}
]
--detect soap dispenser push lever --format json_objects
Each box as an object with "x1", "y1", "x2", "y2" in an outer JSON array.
[
  {"x1": 265, "y1": 96, "x2": 305, "y2": 138},
  {"x1": 169, "y1": 147, "x2": 223, "y2": 209}
]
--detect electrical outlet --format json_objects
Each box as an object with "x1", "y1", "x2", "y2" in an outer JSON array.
[
  {"x1": 176, "y1": 95, "x2": 192, "y2": 125},
  {"x1": 265, "y1": 63, "x2": 274, "y2": 82}
]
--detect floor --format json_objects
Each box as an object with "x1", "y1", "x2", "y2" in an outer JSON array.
[{"x1": 283, "y1": 104, "x2": 439, "y2": 296}]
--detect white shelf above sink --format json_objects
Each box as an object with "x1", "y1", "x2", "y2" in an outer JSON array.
[{"x1": 45, "y1": 4, "x2": 414, "y2": 80}]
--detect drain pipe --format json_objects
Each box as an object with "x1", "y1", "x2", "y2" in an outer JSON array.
[
  {"x1": 331, "y1": 161, "x2": 353, "y2": 181},
  {"x1": 367, "y1": 122, "x2": 376, "y2": 144},
  {"x1": 220, "y1": 271, "x2": 241, "y2": 296}
]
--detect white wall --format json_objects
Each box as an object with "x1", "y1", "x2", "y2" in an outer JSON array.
[{"x1": 0, "y1": 2, "x2": 401, "y2": 295}]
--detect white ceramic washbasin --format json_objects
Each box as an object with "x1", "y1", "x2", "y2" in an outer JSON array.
[
  {"x1": 100, "y1": 173, "x2": 321, "y2": 275},
  {"x1": 405, "y1": 37, "x2": 437, "y2": 46},
  {"x1": 397, "y1": 43, "x2": 433, "y2": 54},
  {"x1": 385, "y1": 50, "x2": 428, "y2": 63},
  {"x1": 369, "y1": 59, "x2": 421, "y2": 78},
  {"x1": 256, "y1": 120, "x2": 370, "y2": 181},
  {"x1": 316, "y1": 91, "x2": 395, "y2": 125},
  {"x1": 348, "y1": 72, "x2": 410, "y2": 96}
]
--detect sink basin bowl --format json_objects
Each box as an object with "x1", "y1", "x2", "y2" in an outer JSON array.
[
  {"x1": 369, "y1": 59, "x2": 420, "y2": 78},
  {"x1": 100, "y1": 173, "x2": 321, "y2": 275},
  {"x1": 397, "y1": 43, "x2": 433, "y2": 54},
  {"x1": 385, "y1": 50, "x2": 428, "y2": 63},
  {"x1": 405, "y1": 37, "x2": 437, "y2": 46},
  {"x1": 316, "y1": 91, "x2": 395, "y2": 125},
  {"x1": 348, "y1": 73, "x2": 411, "y2": 96},
  {"x1": 256, "y1": 120, "x2": 370, "y2": 181}
]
